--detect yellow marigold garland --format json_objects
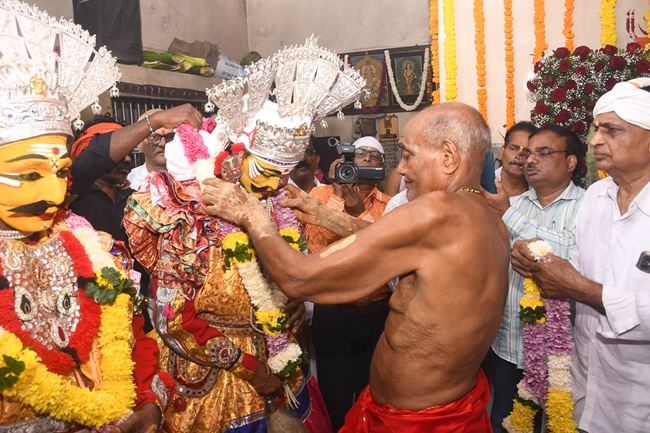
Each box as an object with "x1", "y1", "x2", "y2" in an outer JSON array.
[
  {"x1": 504, "y1": 0, "x2": 515, "y2": 128},
  {"x1": 546, "y1": 390, "x2": 577, "y2": 433},
  {"x1": 533, "y1": 0, "x2": 547, "y2": 64},
  {"x1": 442, "y1": 0, "x2": 457, "y2": 101},
  {"x1": 646, "y1": 5, "x2": 650, "y2": 38},
  {"x1": 600, "y1": 0, "x2": 617, "y2": 47},
  {"x1": 0, "y1": 294, "x2": 136, "y2": 429},
  {"x1": 430, "y1": 0, "x2": 441, "y2": 104},
  {"x1": 563, "y1": 0, "x2": 575, "y2": 51},
  {"x1": 474, "y1": 0, "x2": 488, "y2": 120},
  {"x1": 506, "y1": 400, "x2": 537, "y2": 432}
]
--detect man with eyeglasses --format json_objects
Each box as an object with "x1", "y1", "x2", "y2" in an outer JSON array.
[
  {"x1": 303, "y1": 135, "x2": 391, "y2": 431},
  {"x1": 128, "y1": 109, "x2": 174, "y2": 190},
  {"x1": 483, "y1": 124, "x2": 585, "y2": 432},
  {"x1": 512, "y1": 77, "x2": 650, "y2": 433}
]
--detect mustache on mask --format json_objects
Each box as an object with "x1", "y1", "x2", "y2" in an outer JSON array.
[{"x1": 8, "y1": 195, "x2": 77, "y2": 215}]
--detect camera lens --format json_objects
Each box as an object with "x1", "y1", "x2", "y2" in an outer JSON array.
[{"x1": 336, "y1": 162, "x2": 358, "y2": 183}]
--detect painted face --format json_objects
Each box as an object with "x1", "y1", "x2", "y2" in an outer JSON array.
[
  {"x1": 239, "y1": 154, "x2": 283, "y2": 198},
  {"x1": 0, "y1": 135, "x2": 71, "y2": 232}
]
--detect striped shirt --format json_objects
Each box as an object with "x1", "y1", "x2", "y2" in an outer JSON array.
[{"x1": 491, "y1": 181, "x2": 585, "y2": 367}]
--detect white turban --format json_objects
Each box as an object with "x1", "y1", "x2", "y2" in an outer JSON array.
[
  {"x1": 165, "y1": 123, "x2": 228, "y2": 182},
  {"x1": 353, "y1": 136, "x2": 384, "y2": 154},
  {"x1": 593, "y1": 77, "x2": 650, "y2": 130}
]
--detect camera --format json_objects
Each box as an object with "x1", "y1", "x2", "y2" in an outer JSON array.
[{"x1": 333, "y1": 144, "x2": 385, "y2": 184}]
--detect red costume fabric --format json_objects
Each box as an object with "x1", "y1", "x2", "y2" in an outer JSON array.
[{"x1": 339, "y1": 370, "x2": 492, "y2": 433}]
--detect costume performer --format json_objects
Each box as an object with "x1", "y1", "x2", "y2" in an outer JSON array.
[
  {"x1": 0, "y1": 2, "x2": 166, "y2": 432},
  {"x1": 123, "y1": 36, "x2": 365, "y2": 433}
]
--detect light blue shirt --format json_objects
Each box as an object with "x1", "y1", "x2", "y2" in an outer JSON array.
[{"x1": 491, "y1": 181, "x2": 585, "y2": 367}]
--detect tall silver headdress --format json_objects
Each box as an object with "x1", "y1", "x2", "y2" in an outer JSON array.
[
  {"x1": 0, "y1": 0, "x2": 121, "y2": 146},
  {"x1": 205, "y1": 36, "x2": 365, "y2": 167}
]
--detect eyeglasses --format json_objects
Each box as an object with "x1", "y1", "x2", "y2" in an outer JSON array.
[
  {"x1": 354, "y1": 148, "x2": 383, "y2": 161},
  {"x1": 304, "y1": 149, "x2": 318, "y2": 157},
  {"x1": 519, "y1": 148, "x2": 569, "y2": 159},
  {"x1": 146, "y1": 132, "x2": 175, "y2": 146}
]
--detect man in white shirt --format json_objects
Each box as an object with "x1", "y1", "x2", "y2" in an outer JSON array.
[
  {"x1": 512, "y1": 77, "x2": 650, "y2": 433},
  {"x1": 127, "y1": 108, "x2": 169, "y2": 190}
]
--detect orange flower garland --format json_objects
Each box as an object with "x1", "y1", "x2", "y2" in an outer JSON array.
[
  {"x1": 474, "y1": 0, "x2": 488, "y2": 120},
  {"x1": 443, "y1": 0, "x2": 457, "y2": 101},
  {"x1": 600, "y1": 0, "x2": 617, "y2": 47},
  {"x1": 504, "y1": 0, "x2": 515, "y2": 128},
  {"x1": 430, "y1": 0, "x2": 441, "y2": 104},
  {"x1": 563, "y1": 0, "x2": 575, "y2": 51},
  {"x1": 533, "y1": 0, "x2": 547, "y2": 64}
]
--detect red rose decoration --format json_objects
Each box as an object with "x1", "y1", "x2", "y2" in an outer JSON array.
[
  {"x1": 572, "y1": 121, "x2": 586, "y2": 134},
  {"x1": 554, "y1": 47, "x2": 571, "y2": 58},
  {"x1": 594, "y1": 61, "x2": 605, "y2": 72},
  {"x1": 575, "y1": 65, "x2": 588, "y2": 76},
  {"x1": 543, "y1": 78, "x2": 557, "y2": 88},
  {"x1": 534, "y1": 61, "x2": 543, "y2": 73},
  {"x1": 555, "y1": 109, "x2": 570, "y2": 124},
  {"x1": 583, "y1": 83, "x2": 594, "y2": 95},
  {"x1": 637, "y1": 59, "x2": 650, "y2": 75},
  {"x1": 558, "y1": 59, "x2": 571, "y2": 73},
  {"x1": 527, "y1": 80, "x2": 539, "y2": 92},
  {"x1": 600, "y1": 45, "x2": 617, "y2": 55},
  {"x1": 605, "y1": 77, "x2": 618, "y2": 91},
  {"x1": 608, "y1": 56, "x2": 627, "y2": 71},
  {"x1": 569, "y1": 99, "x2": 581, "y2": 109},
  {"x1": 585, "y1": 100, "x2": 596, "y2": 111},
  {"x1": 565, "y1": 80, "x2": 577, "y2": 90},
  {"x1": 573, "y1": 45, "x2": 591, "y2": 61},
  {"x1": 535, "y1": 102, "x2": 549, "y2": 115},
  {"x1": 551, "y1": 88, "x2": 567, "y2": 103},
  {"x1": 626, "y1": 42, "x2": 642, "y2": 54}
]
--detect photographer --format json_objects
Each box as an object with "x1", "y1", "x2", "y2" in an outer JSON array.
[{"x1": 304, "y1": 136, "x2": 392, "y2": 431}]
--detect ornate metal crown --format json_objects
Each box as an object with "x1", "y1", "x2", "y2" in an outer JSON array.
[
  {"x1": 0, "y1": 0, "x2": 121, "y2": 146},
  {"x1": 205, "y1": 35, "x2": 365, "y2": 166}
]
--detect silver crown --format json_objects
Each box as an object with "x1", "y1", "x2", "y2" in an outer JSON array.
[
  {"x1": 248, "y1": 120, "x2": 313, "y2": 166},
  {"x1": 205, "y1": 36, "x2": 365, "y2": 166},
  {"x1": 0, "y1": 0, "x2": 121, "y2": 146}
]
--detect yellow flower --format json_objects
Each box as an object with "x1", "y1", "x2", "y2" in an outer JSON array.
[
  {"x1": 222, "y1": 232, "x2": 252, "y2": 252},
  {"x1": 255, "y1": 310, "x2": 287, "y2": 336},
  {"x1": 509, "y1": 400, "x2": 537, "y2": 432},
  {"x1": 519, "y1": 296, "x2": 544, "y2": 310},
  {"x1": 600, "y1": 0, "x2": 618, "y2": 47},
  {"x1": 442, "y1": 0, "x2": 457, "y2": 101},
  {"x1": 546, "y1": 390, "x2": 577, "y2": 433},
  {"x1": 429, "y1": 0, "x2": 440, "y2": 104},
  {"x1": 95, "y1": 273, "x2": 112, "y2": 289},
  {"x1": 523, "y1": 278, "x2": 541, "y2": 296}
]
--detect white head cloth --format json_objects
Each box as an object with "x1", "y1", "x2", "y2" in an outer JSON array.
[
  {"x1": 353, "y1": 136, "x2": 384, "y2": 154},
  {"x1": 593, "y1": 77, "x2": 650, "y2": 130}
]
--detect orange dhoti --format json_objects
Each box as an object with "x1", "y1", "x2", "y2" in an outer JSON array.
[{"x1": 340, "y1": 369, "x2": 492, "y2": 433}]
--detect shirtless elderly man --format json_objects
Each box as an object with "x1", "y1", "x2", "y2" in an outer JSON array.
[{"x1": 202, "y1": 102, "x2": 509, "y2": 432}]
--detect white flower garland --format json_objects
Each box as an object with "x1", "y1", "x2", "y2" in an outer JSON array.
[{"x1": 384, "y1": 48, "x2": 430, "y2": 111}]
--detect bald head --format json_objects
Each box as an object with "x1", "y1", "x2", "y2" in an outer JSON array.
[{"x1": 416, "y1": 103, "x2": 492, "y2": 171}]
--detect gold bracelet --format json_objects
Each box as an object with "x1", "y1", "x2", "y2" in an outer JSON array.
[
  {"x1": 251, "y1": 363, "x2": 271, "y2": 388},
  {"x1": 144, "y1": 112, "x2": 156, "y2": 137}
]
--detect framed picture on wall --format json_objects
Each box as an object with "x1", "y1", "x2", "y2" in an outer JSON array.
[{"x1": 341, "y1": 45, "x2": 434, "y2": 115}]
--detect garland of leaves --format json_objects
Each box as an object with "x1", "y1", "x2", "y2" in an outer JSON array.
[
  {"x1": 474, "y1": 0, "x2": 488, "y2": 120},
  {"x1": 600, "y1": 0, "x2": 618, "y2": 47},
  {"x1": 442, "y1": 0, "x2": 457, "y2": 101},
  {"x1": 429, "y1": 0, "x2": 441, "y2": 104},
  {"x1": 505, "y1": 0, "x2": 515, "y2": 128}
]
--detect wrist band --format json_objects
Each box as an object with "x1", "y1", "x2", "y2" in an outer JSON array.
[{"x1": 144, "y1": 112, "x2": 157, "y2": 137}]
